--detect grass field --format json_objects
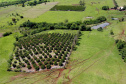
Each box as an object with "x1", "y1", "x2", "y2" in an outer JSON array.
[
  {"x1": 0, "y1": 0, "x2": 17, "y2": 2},
  {"x1": 0, "y1": 34, "x2": 18, "y2": 83}
]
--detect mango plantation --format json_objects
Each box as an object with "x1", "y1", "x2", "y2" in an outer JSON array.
[{"x1": 8, "y1": 33, "x2": 75, "y2": 72}]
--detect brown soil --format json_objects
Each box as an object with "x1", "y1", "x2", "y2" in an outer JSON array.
[{"x1": 0, "y1": 33, "x2": 3, "y2": 37}]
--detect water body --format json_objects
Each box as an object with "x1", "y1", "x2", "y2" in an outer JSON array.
[{"x1": 91, "y1": 22, "x2": 110, "y2": 29}]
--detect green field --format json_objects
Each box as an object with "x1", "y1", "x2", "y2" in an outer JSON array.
[
  {"x1": 0, "y1": 34, "x2": 18, "y2": 83},
  {"x1": 0, "y1": 0, "x2": 126, "y2": 83},
  {"x1": 0, "y1": 0, "x2": 17, "y2": 2}
]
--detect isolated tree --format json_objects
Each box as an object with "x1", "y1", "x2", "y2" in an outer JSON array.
[{"x1": 102, "y1": 6, "x2": 109, "y2": 10}]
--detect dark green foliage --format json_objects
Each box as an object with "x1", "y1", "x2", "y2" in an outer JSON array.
[
  {"x1": 54, "y1": 61, "x2": 58, "y2": 65},
  {"x1": 59, "y1": 62, "x2": 63, "y2": 66},
  {"x1": 44, "y1": 61, "x2": 48, "y2": 65},
  {"x1": 113, "y1": 0, "x2": 118, "y2": 9},
  {"x1": 46, "y1": 64, "x2": 51, "y2": 69},
  {"x1": 97, "y1": 27, "x2": 103, "y2": 32},
  {"x1": 12, "y1": 64, "x2": 16, "y2": 68},
  {"x1": 102, "y1": 6, "x2": 109, "y2": 10},
  {"x1": 27, "y1": 65, "x2": 32, "y2": 69},
  {"x1": 41, "y1": 64, "x2": 45, "y2": 69},
  {"x1": 83, "y1": 16, "x2": 107, "y2": 25},
  {"x1": 0, "y1": 0, "x2": 27, "y2": 7},
  {"x1": 3, "y1": 32, "x2": 12, "y2": 37},
  {"x1": 116, "y1": 40, "x2": 126, "y2": 62},
  {"x1": 110, "y1": 30, "x2": 114, "y2": 35},
  {"x1": 50, "y1": 5, "x2": 86, "y2": 11},
  {"x1": 20, "y1": 16, "x2": 24, "y2": 18},
  {"x1": 123, "y1": 5, "x2": 126, "y2": 10},
  {"x1": 35, "y1": 66, "x2": 39, "y2": 71}
]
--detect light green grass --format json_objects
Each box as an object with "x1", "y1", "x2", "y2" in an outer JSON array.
[
  {"x1": 0, "y1": 34, "x2": 19, "y2": 83},
  {"x1": 0, "y1": 0, "x2": 17, "y2": 2},
  {"x1": 56, "y1": 30, "x2": 126, "y2": 84},
  {"x1": 115, "y1": 0, "x2": 126, "y2": 6},
  {"x1": 31, "y1": 0, "x2": 125, "y2": 23}
]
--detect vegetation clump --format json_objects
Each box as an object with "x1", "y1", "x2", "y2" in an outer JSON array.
[{"x1": 50, "y1": 5, "x2": 86, "y2": 11}]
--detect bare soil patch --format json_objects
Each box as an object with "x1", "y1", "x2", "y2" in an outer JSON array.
[{"x1": 0, "y1": 33, "x2": 3, "y2": 37}]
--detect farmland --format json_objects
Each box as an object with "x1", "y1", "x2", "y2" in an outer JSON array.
[{"x1": 0, "y1": 0, "x2": 126, "y2": 84}]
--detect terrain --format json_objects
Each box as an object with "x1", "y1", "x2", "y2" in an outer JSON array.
[{"x1": 0, "y1": 0, "x2": 126, "y2": 84}]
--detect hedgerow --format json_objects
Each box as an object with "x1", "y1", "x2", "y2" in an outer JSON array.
[{"x1": 50, "y1": 5, "x2": 86, "y2": 11}]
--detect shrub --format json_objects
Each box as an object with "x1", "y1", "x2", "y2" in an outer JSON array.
[
  {"x1": 20, "y1": 16, "x2": 24, "y2": 18},
  {"x1": 110, "y1": 30, "x2": 114, "y2": 35},
  {"x1": 59, "y1": 62, "x2": 63, "y2": 66},
  {"x1": 13, "y1": 64, "x2": 16, "y2": 68},
  {"x1": 44, "y1": 61, "x2": 48, "y2": 65},
  {"x1": 46, "y1": 64, "x2": 51, "y2": 69},
  {"x1": 54, "y1": 61, "x2": 58, "y2": 65},
  {"x1": 3, "y1": 32, "x2": 12, "y2": 37},
  {"x1": 39, "y1": 62, "x2": 42, "y2": 66},
  {"x1": 97, "y1": 27, "x2": 103, "y2": 32},
  {"x1": 102, "y1": 6, "x2": 109, "y2": 10},
  {"x1": 41, "y1": 64, "x2": 45, "y2": 69},
  {"x1": 35, "y1": 66, "x2": 39, "y2": 71},
  {"x1": 27, "y1": 65, "x2": 32, "y2": 69}
]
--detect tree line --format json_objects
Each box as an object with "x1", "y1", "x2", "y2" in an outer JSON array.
[
  {"x1": 20, "y1": 16, "x2": 106, "y2": 36},
  {"x1": 50, "y1": 5, "x2": 86, "y2": 11},
  {"x1": 0, "y1": 0, "x2": 29, "y2": 7}
]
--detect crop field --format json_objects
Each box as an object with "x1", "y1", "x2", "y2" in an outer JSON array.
[
  {"x1": 11, "y1": 33, "x2": 75, "y2": 72},
  {"x1": 0, "y1": 0, "x2": 126, "y2": 84}
]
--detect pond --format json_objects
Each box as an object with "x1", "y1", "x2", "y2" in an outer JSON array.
[{"x1": 91, "y1": 22, "x2": 110, "y2": 29}]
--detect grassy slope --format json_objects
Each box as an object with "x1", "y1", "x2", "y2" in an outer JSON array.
[
  {"x1": 0, "y1": 34, "x2": 19, "y2": 83},
  {"x1": 56, "y1": 30, "x2": 126, "y2": 84},
  {"x1": 6, "y1": 30, "x2": 126, "y2": 84}
]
